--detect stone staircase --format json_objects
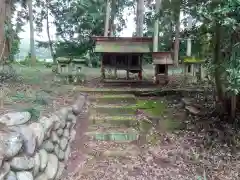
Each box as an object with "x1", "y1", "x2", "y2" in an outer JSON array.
[{"x1": 85, "y1": 92, "x2": 140, "y2": 148}]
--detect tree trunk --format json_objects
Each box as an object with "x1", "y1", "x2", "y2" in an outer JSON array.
[
  {"x1": 28, "y1": 0, "x2": 36, "y2": 65},
  {"x1": 0, "y1": 0, "x2": 11, "y2": 62},
  {"x1": 213, "y1": 23, "x2": 225, "y2": 107},
  {"x1": 104, "y1": 0, "x2": 111, "y2": 37},
  {"x1": 136, "y1": 0, "x2": 144, "y2": 37},
  {"x1": 46, "y1": 0, "x2": 55, "y2": 64},
  {"x1": 173, "y1": 3, "x2": 180, "y2": 66},
  {"x1": 109, "y1": 0, "x2": 117, "y2": 36},
  {"x1": 153, "y1": 0, "x2": 162, "y2": 52}
]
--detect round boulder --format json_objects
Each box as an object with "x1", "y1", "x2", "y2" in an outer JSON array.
[
  {"x1": 0, "y1": 112, "x2": 31, "y2": 126},
  {"x1": 10, "y1": 155, "x2": 34, "y2": 171},
  {"x1": 45, "y1": 154, "x2": 59, "y2": 180},
  {"x1": 16, "y1": 171, "x2": 33, "y2": 180},
  {"x1": 42, "y1": 140, "x2": 54, "y2": 153},
  {"x1": 0, "y1": 162, "x2": 10, "y2": 179},
  {"x1": 33, "y1": 153, "x2": 41, "y2": 177},
  {"x1": 5, "y1": 171, "x2": 17, "y2": 180},
  {"x1": 11, "y1": 126, "x2": 36, "y2": 156},
  {"x1": 0, "y1": 126, "x2": 23, "y2": 158},
  {"x1": 28, "y1": 122, "x2": 44, "y2": 147},
  {"x1": 39, "y1": 149, "x2": 48, "y2": 171}
]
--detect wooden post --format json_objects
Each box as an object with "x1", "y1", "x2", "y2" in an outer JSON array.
[
  {"x1": 113, "y1": 55, "x2": 117, "y2": 78},
  {"x1": 127, "y1": 54, "x2": 130, "y2": 80},
  {"x1": 101, "y1": 55, "x2": 105, "y2": 79}
]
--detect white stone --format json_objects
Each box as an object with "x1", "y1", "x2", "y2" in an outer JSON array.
[
  {"x1": 63, "y1": 129, "x2": 70, "y2": 138},
  {"x1": 54, "y1": 144, "x2": 60, "y2": 157},
  {"x1": 16, "y1": 171, "x2": 33, "y2": 180},
  {"x1": 0, "y1": 126, "x2": 23, "y2": 158},
  {"x1": 56, "y1": 129, "x2": 63, "y2": 137},
  {"x1": 72, "y1": 95, "x2": 85, "y2": 115},
  {"x1": 10, "y1": 155, "x2": 34, "y2": 170},
  {"x1": 66, "y1": 113, "x2": 76, "y2": 122},
  {"x1": 64, "y1": 145, "x2": 71, "y2": 163},
  {"x1": 28, "y1": 122, "x2": 44, "y2": 147},
  {"x1": 39, "y1": 149, "x2": 48, "y2": 171},
  {"x1": 11, "y1": 126, "x2": 36, "y2": 156},
  {"x1": 59, "y1": 138, "x2": 68, "y2": 150},
  {"x1": 42, "y1": 140, "x2": 54, "y2": 153},
  {"x1": 5, "y1": 171, "x2": 17, "y2": 180},
  {"x1": 51, "y1": 131, "x2": 60, "y2": 144},
  {"x1": 0, "y1": 162, "x2": 10, "y2": 179},
  {"x1": 0, "y1": 112, "x2": 31, "y2": 126},
  {"x1": 33, "y1": 153, "x2": 41, "y2": 177},
  {"x1": 55, "y1": 162, "x2": 65, "y2": 179},
  {"x1": 39, "y1": 117, "x2": 54, "y2": 138},
  {"x1": 70, "y1": 129, "x2": 76, "y2": 142},
  {"x1": 45, "y1": 154, "x2": 59, "y2": 180},
  {"x1": 35, "y1": 173, "x2": 48, "y2": 180},
  {"x1": 58, "y1": 149, "x2": 65, "y2": 161},
  {"x1": 66, "y1": 122, "x2": 71, "y2": 129}
]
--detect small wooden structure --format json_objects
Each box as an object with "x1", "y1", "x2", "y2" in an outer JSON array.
[
  {"x1": 56, "y1": 57, "x2": 71, "y2": 74},
  {"x1": 183, "y1": 57, "x2": 205, "y2": 81},
  {"x1": 72, "y1": 58, "x2": 86, "y2": 74},
  {"x1": 152, "y1": 52, "x2": 173, "y2": 84},
  {"x1": 92, "y1": 36, "x2": 152, "y2": 81}
]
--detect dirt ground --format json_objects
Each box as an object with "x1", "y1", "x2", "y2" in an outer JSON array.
[{"x1": 1, "y1": 65, "x2": 240, "y2": 180}]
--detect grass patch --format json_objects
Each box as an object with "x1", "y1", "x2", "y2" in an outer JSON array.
[{"x1": 134, "y1": 99, "x2": 167, "y2": 117}]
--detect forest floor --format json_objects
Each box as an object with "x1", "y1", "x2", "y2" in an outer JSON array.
[{"x1": 1, "y1": 64, "x2": 240, "y2": 180}]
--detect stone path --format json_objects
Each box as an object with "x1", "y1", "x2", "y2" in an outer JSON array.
[{"x1": 64, "y1": 91, "x2": 198, "y2": 180}]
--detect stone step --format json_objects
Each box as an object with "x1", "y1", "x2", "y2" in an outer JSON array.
[
  {"x1": 89, "y1": 94, "x2": 136, "y2": 104},
  {"x1": 89, "y1": 115, "x2": 137, "y2": 127},
  {"x1": 85, "y1": 130, "x2": 139, "y2": 142},
  {"x1": 90, "y1": 104, "x2": 136, "y2": 116}
]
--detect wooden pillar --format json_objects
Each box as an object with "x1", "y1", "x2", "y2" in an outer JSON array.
[
  {"x1": 139, "y1": 55, "x2": 143, "y2": 80},
  {"x1": 101, "y1": 55, "x2": 105, "y2": 79},
  {"x1": 113, "y1": 55, "x2": 117, "y2": 78},
  {"x1": 127, "y1": 55, "x2": 130, "y2": 80}
]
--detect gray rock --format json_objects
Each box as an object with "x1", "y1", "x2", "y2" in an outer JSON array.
[
  {"x1": 58, "y1": 149, "x2": 65, "y2": 161},
  {"x1": 66, "y1": 122, "x2": 71, "y2": 129},
  {"x1": 56, "y1": 129, "x2": 63, "y2": 137},
  {"x1": 39, "y1": 117, "x2": 54, "y2": 138},
  {"x1": 45, "y1": 154, "x2": 59, "y2": 180},
  {"x1": 42, "y1": 140, "x2": 54, "y2": 153},
  {"x1": 11, "y1": 126, "x2": 36, "y2": 156},
  {"x1": 39, "y1": 149, "x2": 48, "y2": 171},
  {"x1": 0, "y1": 126, "x2": 23, "y2": 158},
  {"x1": 70, "y1": 129, "x2": 76, "y2": 142},
  {"x1": 63, "y1": 129, "x2": 70, "y2": 138},
  {"x1": 0, "y1": 162, "x2": 10, "y2": 179},
  {"x1": 50, "y1": 114, "x2": 61, "y2": 131},
  {"x1": 54, "y1": 144, "x2": 60, "y2": 157},
  {"x1": 53, "y1": 121, "x2": 60, "y2": 131},
  {"x1": 55, "y1": 162, "x2": 65, "y2": 179},
  {"x1": 5, "y1": 171, "x2": 17, "y2": 180},
  {"x1": 64, "y1": 145, "x2": 71, "y2": 163},
  {"x1": 66, "y1": 113, "x2": 76, "y2": 122},
  {"x1": 16, "y1": 171, "x2": 33, "y2": 180},
  {"x1": 28, "y1": 122, "x2": 44, "y2": 147},
  {"x1": 33, "y1": 153, "x2": 41, "y2": 177},
  {"x1": 10, "y1": 155, "x2": 34, "y2": 170},
  {"x1": 0, "y1": 112, "x2": 31, "y2": 126},
  {"x1": 0, "y1": 149, "x2": 4, "y2": 167},
  {"x1": 72, "y1": 95, "x2": 85, "y2": 115},
  {"x1": 35, "y1": 173, "x2": 48, "y2": 180},
  {"x1": 59, "y1": 138, "x2": 68, "y2": 151},
  {"x1": 51, "y1": 131, "x2": 60, "y2": 144}
]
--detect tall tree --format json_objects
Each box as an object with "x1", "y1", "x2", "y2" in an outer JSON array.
[
  {"x1": 136, "y1": 0, "x2": 144, "y2": 37},
  {"x1": 27, "y1": 0, "x2": 36, "y2": 65}
]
